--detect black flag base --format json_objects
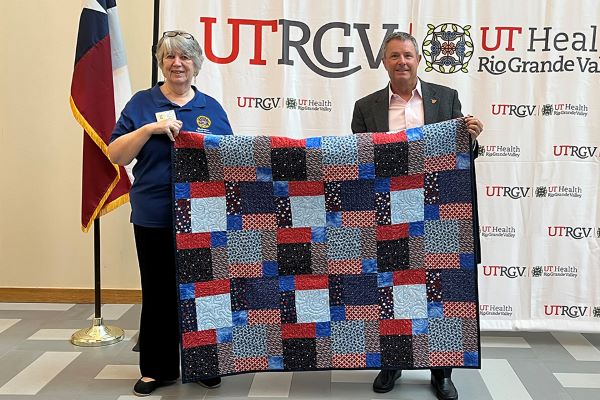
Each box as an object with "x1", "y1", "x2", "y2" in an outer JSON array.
[
  {"x1": 71, "y1": 219, "x2": 125, "y2": 347},
  {"x1": 71, "y1": 317, "x2": 125, "y2": 347}
]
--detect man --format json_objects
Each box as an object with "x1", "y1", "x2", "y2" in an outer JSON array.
[{"x1": 351, "y1": 32, "x2": 483, "y2": 400}]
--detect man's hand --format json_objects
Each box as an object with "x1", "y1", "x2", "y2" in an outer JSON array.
[{"x1": 464, "y1": 116, "x2": 483, "y2": 141}]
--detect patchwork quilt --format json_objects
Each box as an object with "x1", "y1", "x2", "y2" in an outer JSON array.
[{"x1": 172, "y1": 119, "x2": 480, "y2": 382}]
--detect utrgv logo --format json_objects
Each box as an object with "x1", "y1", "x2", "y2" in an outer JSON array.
[
  {"x1": 422, "y1": 23, "x2": 474, "y2": 73},
  {"x1": 482, "y1": 265, "x2": 527, "y2": 278},
  {"x1": 547, "y1": 226, "x2": 597, "y2": 239},
  {"x1": 485, "y1": 185, "x2": 531, "y2": 199},
  {"x1": 544, "y1": 305, "x2": 589, "y2": 318}
]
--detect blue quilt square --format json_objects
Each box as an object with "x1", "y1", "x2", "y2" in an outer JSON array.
[
  {"x1": 428, "y1": 302, "x2": 444, "y2": 318},
  {"x1": 464, "y1": 352, "x2": 479, "y2": 367},
  {"x1": 203, "y1": 134, "x2": 222, "y2": 149},
  {"x1": 342, "y1": 275, "x2": 378, "y2": 305},
  {"x1": 424, "y1": 122, "x2": 456, "y2": 157},
  {"x1": 390, "y1": 189, "x2": 424, "y2": 223},
  {"x1": 330, "y1": 306, "x2": 345, "y2": 321},
  {"x1": 263, "y1": 261, "x2": 279, "y2": 277},
  {"x1": 322, "y1": 135, "x2": 358, "y2": 164},
  {"x1": 362, "y1": 259, "x2": 377, "y2": 273},
  {"x1": 456, "y1": 152, "x2": 470, "y2": 169},
  {"x1": 424, "y1": 204, "x2": 439, "y2": 220},
  {"x1": 406, "y1": 126, "x2": 424, "y2": 142},
  {"x1": 409, "y1": 221, "x2": 424, "y2": 236},
  {"x1": 191, "y1": 197, "x2": 227, "y2": 232},
  {"x1": 437, "y1": 170, "x2": 471, "y2": 203},
  {"x1": 340, "y1": 180, "x2": 375, "y2": 211},
  {"x1": 174, "y1": 182, "x2": 190, "y2": 200},
  {"x1": 196, "y1": 293, "x2": 232, "y2": 330},
  {"x1": 240, "y1": 182, "x2": 276, "y2": 213},
  {"x1": 306, "y1": 137, "x2": 321, "y2": 148},
  {"x1": 232, "y1": 325, "x2": 267, "y2": 357},
  {"x1": 279, "y1": 275, "x2": 295, "y2": 292},
  {"x1": 316, "y1": 322, "x2": 331, "y2": 337},
  {"x1": 393, "y1": 284, "x2": 427, "y2": 319},
  {"x1": 425, "y1": 220, "x2": 459, "y2": 253},
  {"x1": 331, "y1": 321, "x2": 365, "y2": 353},
  {"x1": 269, "y1": 356, "x2": 284, "y2": 370},
  {"x1": 441, "y1": 270, "x2": 476, "y2": 301},
  {"x1": 227, "y1": 231, "x2": 262, "y2": 263},
  {"x1": 210, "y1": 231, "x2": 227, "y2": 248},
  {"x1": 429, "y1": 318, "x2": 463, "y2": 351},
  {"x1": 245, "y1": 277, "x2": 280, "y2": 309},
  {"x1": 221, "y1": 135, "x2": 255, "y2": 166},
  {"x1": 374, "y1": 177, "x2": 390, "y2": 193},
  {"x1": 296, "y1": 289, "x2": 331, "y2": 322},
  {"x1": 290, "y1": 196, "x2": 326, "y2": 227},
  {"x1": 232, "y1": 310, "x2": 248, "y2": 326},
  {"x1": 217, "y1": 327, "x2": 233, "y2": 343},
  {"x1": 312, "y1": 227, "x2": 326, "y2": 243},
  {"x1": 227, "y1": 215, "x2": 242, "y2": 230},
  {"x1": 377, "y1": 272, "x2": 393, "y2": 287},
  {"x1": 326, "y1": 212, "x2": 342, "y2": 227},
  {"x1": 412, "y1": 318, "x2": 428, "y2": 335},
  {"x1": 327, "y1": 227, "x2": 362, "y2": 260},
  {"x1": 359, "y1": 163, "x2": 375, "y2": 179},
  {"x1": 179, "y1": 283, "x2": 195, "y2": 300},
  {"x1": 366, "y1": 353, "x2": 381, "y2": 367},
  {"x1": 460, "y1": 253, "x2": 475, "y2": 269},
  {"x1": 257, "y1": 167, "x2": 273, "y2": 182},
  {"x1": 273, "y1": 181, "x2": 289, "y2": 197}
]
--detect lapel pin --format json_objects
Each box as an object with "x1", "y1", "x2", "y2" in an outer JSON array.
[{"x1": 431, "y1": 99, "x2": 437, "y2": 104}]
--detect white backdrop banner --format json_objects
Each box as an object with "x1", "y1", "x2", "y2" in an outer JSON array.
[{"x1": 161, "y1": 0, "x2": 600, "y2": 332}]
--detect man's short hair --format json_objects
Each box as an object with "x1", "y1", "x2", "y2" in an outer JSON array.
[{"x1": 381, "y1": 32, "x2": 419, "y2": 58}]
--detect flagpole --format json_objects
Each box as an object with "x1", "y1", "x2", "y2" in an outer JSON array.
[
  {"x1": 152, "y1": 0, "x2": 160, "y2": 86},
  {"x1": 132, "y1": 0, "x2": 161, "y2": 354},
  {"x1": 71, "y1": 218, "x2": 125, "y2": 346}
]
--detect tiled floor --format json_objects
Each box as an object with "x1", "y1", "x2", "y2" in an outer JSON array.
[{"x1": 0, "y1": 303, "x2": 599, "y2": 399}]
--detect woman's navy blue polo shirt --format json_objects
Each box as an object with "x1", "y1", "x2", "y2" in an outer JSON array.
[{"x1": 111, "y1": 83, "x2": 233, "y2": 228}]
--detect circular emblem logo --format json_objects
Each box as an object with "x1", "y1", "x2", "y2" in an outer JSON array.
[
  {"x1": 196, "y1": 115, "x2": 211, "y2": 129},
  {"x1": 422, "y1": 23, "x2": 474, "y2": 74}
]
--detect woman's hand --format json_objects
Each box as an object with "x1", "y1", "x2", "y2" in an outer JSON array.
[{"x1": 153, "y1": 119, "x2": 183, "y2": 142}]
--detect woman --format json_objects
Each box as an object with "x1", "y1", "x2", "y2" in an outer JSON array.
[{"x1": 109, "y1": 30, "x2": 233, "y2": 397}]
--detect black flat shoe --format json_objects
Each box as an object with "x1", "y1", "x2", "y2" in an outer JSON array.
[
  {"x1": 196, "y1": 376, "x2": 222, "y2": 388},
  {"x1": 431, "y1": 373, "x2": 458, "y2": 400},
  {"x1": 133, "y1": 378, "x2": 170, "y2": 397},
  {"x1": 372, "y1": 369, "x2": 402, "y2": 393}
]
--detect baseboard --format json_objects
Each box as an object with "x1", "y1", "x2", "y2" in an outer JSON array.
[{"x1": 0, "y1": 288, "x2": 142, "y2": 304}]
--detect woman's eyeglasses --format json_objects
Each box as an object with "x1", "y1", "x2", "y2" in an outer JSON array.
[{"x1": 163, "y1": 31, "x2": 194, "y2": 40}]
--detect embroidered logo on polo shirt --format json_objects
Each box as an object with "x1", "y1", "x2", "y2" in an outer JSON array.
[{"x1": 197, "y1": 115, "x2": 212, "y2": 129}]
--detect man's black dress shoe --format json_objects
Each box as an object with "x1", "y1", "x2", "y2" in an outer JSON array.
[
  {"x1": 196, "y1": 376, "x2": 222, "y2": 388},
  {"x1": 372, "y1": 369, "x2": 402, "y2": 393},
  {"x1": 133, "y1": 378, "x2": 172, "y2": 397},
  {"x1": 430, "y1": 371, "x2": 458, "y2": 400}
]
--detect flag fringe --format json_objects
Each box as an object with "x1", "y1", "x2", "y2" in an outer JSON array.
[{"x1": 70, "y1": 96, "x2": 127, "y2": 233}]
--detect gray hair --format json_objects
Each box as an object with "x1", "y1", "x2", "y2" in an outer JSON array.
[
  {"x1": 381, "y1": 32, "x2": 420, "y2": 58},
  {"x1": 155, "y1": 31, "x2": 204, "y2": 76}
]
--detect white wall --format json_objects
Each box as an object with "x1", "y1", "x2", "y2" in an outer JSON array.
[{"x1": 0, "y1": 0, "x2": 154, "y2": 290}]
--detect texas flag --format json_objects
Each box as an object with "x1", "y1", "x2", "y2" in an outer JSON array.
[{"x1": 70, "y1": 0, "x2": 132, "y2": 232}]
